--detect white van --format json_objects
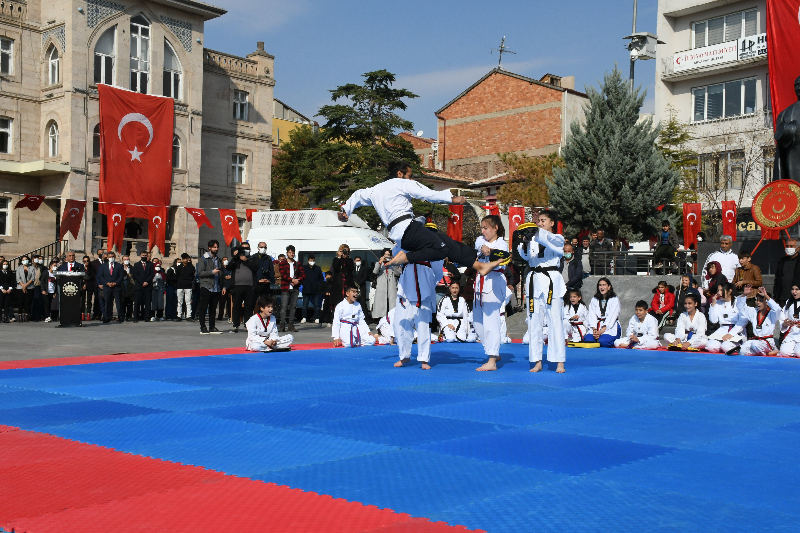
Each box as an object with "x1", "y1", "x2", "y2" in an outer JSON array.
[{"x1": 244, "y1": 209, "x2": 395, "y2": 273}]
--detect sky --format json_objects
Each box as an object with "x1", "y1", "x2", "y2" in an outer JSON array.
[{"x1": 203, "y1": 0, "x2": 659, "y2": 138}]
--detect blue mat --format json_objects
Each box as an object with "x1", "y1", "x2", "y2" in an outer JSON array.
[{"x1": 1, "y1": 343, "x2": 800, "y2": 532}]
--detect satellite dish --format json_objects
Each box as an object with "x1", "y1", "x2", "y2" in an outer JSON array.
[{"x1": 416, "y1": 131, "x2": 424, "y2": 137}]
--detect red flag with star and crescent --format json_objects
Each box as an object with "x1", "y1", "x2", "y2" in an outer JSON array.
[
  {"x1": 721, "y1": 201, "x2": 737, "y2": 241},
  {"x1": 98, "y1": 85, "x2": 174, "y2": 219},
  {"x1": 766, "y1": 0, "x2": 800, "y2": 130},
  {"x1": 59, "y1": 200, "x2": 86, "y2": 241},
  {"x1": 218, "y1": 209, "x2": 242, "y2": 246},
  {"x1": 447, "y1": 204, "x2": 463, "y2": 242},
  {"x1": 106, "y1": 203, "x2": 127, "y2": 253},
  {"x1": 683, "y1": 203, "x2": 702, "y2": 249},
  {"x1": 185, "y1": 207, "x2": 214, "y2": 229},
  {"x1": 508, "y1": 206, "x2": 525, "y2": 235},
  {"x1": 148, "y1": 206, "x2": 167, "y2": 253}
]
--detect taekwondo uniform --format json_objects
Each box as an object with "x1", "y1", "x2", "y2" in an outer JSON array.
[
  {"x1": 614, "y1": 314, "x2": 660, "y2": 349},
  {"x1": 245, "y1": 314, "x2": 293, "y2": 352},
  {"x1": 332, "y1": 299, "x2": 375, "y2": 348},
  {"x1": 523, "y1": 311, "x2": 548, "y2": 345},
  {"x1": 664, "y1": 311, "x2": 708, "y2": 349},
  {"x1": 705, "y1": 300, "x2": 743, "y2": 353},
  {"x1": 466, "y1": 310, "x2": 479, "y2": 342},
  {"x1": 729, "y1": 299, "x2": 780, "y2": 355},
  {"x1": 518, "y1": 228, "x2": 565, "y2": 363},
  {"x1": 563, "y1": 302, "x2": 589, "y2": 343},
  {"x1": 376, "y1": 307, "x2": 397, "y2": 345},
  {"x1": 436, "y1": 294, "x2": 470, "y2": 342},
  {"x1": 499, "y1": 285, "x2": 513, "y2": 344},
  {"x1": 394, "y1": 258, "x2": 442, "y2": 363},
  {"x1": 584, "y1": 296, "x2": 622, "y2": 347},
  {"x1": 779, "y1": 299, "x2": 800, "y2": 357},
  {"x1": 473, "y1": 236, "x2": 510, "y2": 359}
]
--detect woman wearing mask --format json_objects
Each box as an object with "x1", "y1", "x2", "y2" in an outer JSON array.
[
  {"x1": 15, "y1": 256, "x2": 36, "y2": 322},
  {"x1": 372, "y1": 248, "x2": 400, "y2": 319},
  {"x1": 218, "y1": 256, "x2": 233, "y2": 322},
  {"x1": 81, "y1": 255, "x2": 96, "y2": 321},
  {"x1": 42, "y1": 261, "x2": 58, "y2": 323},
  {"x1": 0, "y1": 260, "x2": 15, "y2": 322},
  {"x1": 150, "y1": 259, "x2": 166, "y2": 321},
  {"x1": 331, "y1": 244, "x2": 355, "y2": 307}
]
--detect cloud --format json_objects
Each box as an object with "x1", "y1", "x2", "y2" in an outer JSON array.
[{"x1": 208, "y1": 0, "x2": 308, "y2": 32}]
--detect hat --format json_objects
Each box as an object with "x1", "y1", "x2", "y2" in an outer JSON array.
[{"x1": 425, "y1": 222, "x2": 438, "y2": 231}]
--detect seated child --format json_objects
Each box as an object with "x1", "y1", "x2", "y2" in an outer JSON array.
[
  {"x1": 779, "y1": 284, "x2": 800, "y2": 357},
  {"x1": 332, "y1": 285, "x2": 378, "y2": 347},
  {"x1": 437, "y1": 281, "x2": 470, "y2": 342},
  {"x1": 245, "y1": 295, "x2": 293, "y2": 352},
  {"x1": 663, "y1": 293, "x2": 707, "y2": 350},
  {"x1": 376, "y1": 307, "x2": 397, "y2": 345},
  {"x1": 706, "y1": 282, "x2": 743, "y2": 353},
  {"x1": 583, "y1": 277, "x2": 621, "y2": 347},
  {"x1": 614, "y1": 300, "x2": 660, "y2": 349},
  {"x1": 563, "y1": 289, "x2": 588, "y2": 343},
  {"x1": 649, "y1": 281, "x2": 674, "y2": 329},
  {"x1": 726, "y1": 286, "x2": 779, "y2": 356}
]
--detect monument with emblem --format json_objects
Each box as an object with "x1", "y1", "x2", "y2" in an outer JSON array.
[{"x1": 55, "y1": 271, "x2": 87, "y2": 327}]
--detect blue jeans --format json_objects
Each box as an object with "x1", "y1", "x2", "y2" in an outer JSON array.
[
  {"x1": 302, "y1": 293, "x2": 320, "y2": 320},
  {"x1": 583, "y1": 324, "x2": 621, "y2": 347}
]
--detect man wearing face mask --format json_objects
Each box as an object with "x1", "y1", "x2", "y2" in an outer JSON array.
[
  {"x1": 229, "y1": 244, "x2": 259, "y2": 333},
  {"x1": 91, "y1": 250, "x2": 107, "y2": 320},
  {"x1": 353, "y1": 255, "x2": 371, "y2": 318},
  {"x1": 278, "y1": 245, "x2": 305, "y2": 332},
  {"x1": 0, "y1": 259, "x2": 15, "y2": 322},
  {"x1": 773, "y1": 239, "x2": 800, "y2": 306},
  {"x1": 196, "y1": 240, "x2": 225, "y2": 334},
  {"x1": 253, "y1": 241, "x2": 275, "y2": 302},
  {"x1": 96, "y1": 251, "x2": 124, "y2": 323},
  {"x1": 301, "y1": 254, "x2": 323, "y2": 324},
  {"x1": 561, "y1": 243, "x2": 583, "y2": 291},
  {"x1": 121, "y1": 255, "x2": 135, "y2": 320},
  {"x1": 131, "y1": 250, "x2": 155, "y2": 323}
]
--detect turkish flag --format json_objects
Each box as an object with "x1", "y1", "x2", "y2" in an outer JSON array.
[
  {"x1": 483, "y1": 205, "x2": 499, "y2": 216},
  {"x1": 767, "y1": 0, "x2": 800, "y2": 129},
  {"x1": 508, "y1": 206, "x2": 524, "y2": 235},
  {"x1": 98, "y1": 85, "x2": 174, "y2": 219},
  {"x1": 447, "y1": 204, "x2": 463, "y2": 242},
  {"x1": 106, "y1": 203, "x2": 127, "y2": 253},
  {"x1": 683, "y1": 203, "x2": 702, "y2": 249},
  {"x1": 721, "y1": 201, "x2": 737, "y2": 241},
  {"x1": 185, "y1": 207, "x2": 214, "y2": 229},
  {"x1": 59, "y1": 200, "x2": 86, "y2": 241},
  {"x1": 148, "y1": 206, "x2": 167, "y2": 253},
  {"x1": 219, "y1": 209, "x2": 242, "y2": 246},
  {"x1": 14, "y1": 194, "x2": 45, "y2": 211},
  {"x1": 246, "y1": 208, "x2": 257, "y2": 222}
]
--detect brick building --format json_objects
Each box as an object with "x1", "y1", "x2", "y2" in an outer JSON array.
[{"x1": 434, "y1": 69, "x2": 588, "y2": 181}]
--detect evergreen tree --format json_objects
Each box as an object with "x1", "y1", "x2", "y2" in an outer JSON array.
[{"x1": 549, "y1": 67, "x2": 679, "y2": 241}]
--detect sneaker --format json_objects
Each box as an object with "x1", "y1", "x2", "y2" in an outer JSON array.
[
  {"x1": 44, "y1": 317, "x2": 52, "y2": 323},
  {"x1": 314, "y1": 319, "x2": 319, "y2": 323},
  {"x1": 150, "y1": 317, "x2": 156, "y2": 322},
  {"x1": 232, "y1": 327, "x2": 239, "y2": 333},
  {"x1": 200, "y1": 328, "x2": 210, "y2": 335},
  {"x1": 209, "y1": 327, "x2": 222, "y2": 334},
  {"x1": 327, "y1": 323, "x2": 332, "y2": 328},
  {"x1": 300, "y1": 318, "x2": 307, "y2": 324},
  {"x1": 159, "y1": 317, "x2": 165, "y2": 321}
]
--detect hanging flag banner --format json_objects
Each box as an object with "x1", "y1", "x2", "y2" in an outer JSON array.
[
  {"x1": 59, "y1": 200, "x2": 86, "y2": 241},
  {"x1": 246, "y1": 208, "x2": 258, "y2": 222},
  {"x1": 508, "y1": 206, "x2": 524, "y2": 236},
  {"x1": 185, "y1": 207, "x2": 214, "y2": 229},
  {"x1": 106, "y1": 203, "x2": 127, "y2": 253},
  {"x1": 766, "y1": 0, "x2": 800, "y2": 130},
  {"x1": 14, "y1": 194, "x2": 46, "y2": 211},
  {"x1": 483, "y1": 205, "x2": 500, "y2": 216},
  {"x1": 98, "y1": 84, "x2": 174, "y2": 219},
  {"x1": 219, "y1": 209, "x2": 242, "y2": 246},
  {"x1": 683, "y1": 203, "x2": 702, "y2": 249},
  {"x1": 148, "y1": 206, "x2": 167, "y2": 253},
  {"x1": 447, "y1": 204, "x2": 463, "y2": 242},
  {"x1": 721, "y1": 200, "x2": 737, "y2": 241}
]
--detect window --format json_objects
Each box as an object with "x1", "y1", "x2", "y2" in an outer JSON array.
[
  {"x1": 47, "y1": 122, "x2": 58, "y2": 157},
  {"x1": 172, "y1": 135, "x2": 180, "y2": 168},
  {"x1": 94, "y1": 26, "x2": 115, "y2": 85},
  {"x1": 0, "y1": 197, "x2": 8, "y2": 236},
  {"x1": 163, "y1": 41, "x2": 182, "y2": 100},
  {"x1": 693, "y1": 9, "x2": 757, "y2": 48},
  {"x1": 699, "y1": 151, "x2": 745, "y2": 190},
  {"x1": 231, "y1": 153, "x2": 246, "y2": 183},
  {"x1": 93, "y1": 124, "x2": 101, "y2": 158},
  {"x1": 130, "y1": 15, "x2": 150, "y2": 93},
  {"x1": 233, "y1": 90, "x2": 248, "y2": 121},
  {"x1": 0, "y1": 38, "x2": 12, "y2": 75},
  {"x1": 47, "y1": 45, "x2": 59, "y2": 85},
  {"x1": 763, "y1": 146, "x2": 775, "y2": 184},
  {"x1": 0, "y1": 118, "x2": 11, "y2": 154},
  {"x1": 692, "y1": 78, "x2": 757, "y2": 122}
]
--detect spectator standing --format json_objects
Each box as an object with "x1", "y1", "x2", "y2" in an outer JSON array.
[
  {"x1": 579, "y1": 236, "x2": 591, "y2": 277},
  {"x1": 561, "y1": 243, "x2": 583, "y2": 291},
  {"x1": 353, "y1": 255, "x2": 371, "y2": 317},
  {"x1": 196, "y1": 240, "x2": 224, "y2": 334},
  {"x1": 218, "y1": 256, "x2": 233, "y2": 322},
  {"x1": 121, "y1": 256, "x2": 135, "y2": 320},
  {"x1": 701, "y1": 235, "x2": 739, "y2": 283},
  {"x1": 131, "y1": 251, "x2": 154, "y2": 322},
  {"x1": 319, "y1": 271, "x2": 334, "y2": 326},
  {"x1": 331, "y1": 244, "x2": 355, "y2": 307},
  {"x1": 90, "y1": 250, "x2": 106, "y2": 319},
  {"x1": 652, "y1": 220, "x2": 679, "y2": 274},
  {"x1": 253, "y1": 241, "x2": 274, "y2": 301},
  {"x1": 279, "y1": 245, "x2": 305, "y2": 332},
  {"x1": 15, "y1": 256, "x2": 36, "y2": 322},
  {"x1": 174, "y1": 253, "x2": 195, "y2": 320},
  {"x1": 150, "y1": 259, "x2": 166, "y2": 321},
  {"x1": 96, "y1": 251, "x2": 124, "y2": 323},
  {"x1": 372, "y1": 249, "x2": 399, "y2": 319},
  {"x1": 230, "y1": 245, "x2": 259, "y2": 334},
  {"x1": 0, "y1": 260, "x2": 14, "y2": 322},
  {"x1": 590, "y1": 230, "x2": 613, "y2": 275},
  {"x1": 41, "y1": 261, "x2": 58, "y2": 323},
  {"x1": 273, "y1": 254, "x2": 284, "y2": 294},
  {"x1": 81, "y1": 256, "x2": 96, "y2": 321},
  {"x1": 774, "y1": 240, "x2": 800, "y2": 306},
  {"x1": 165, "y1": 259, "x2": 178, "y2": 320},
  {"x1": 733, "y1": 250, "x2": 762, "y2": 292},
  {"x1": 30, "y1": 255, "x2": 45, "y2": 321},
  {"x1": 301, "y1": 254, "x2": 324, "y2": 324}
]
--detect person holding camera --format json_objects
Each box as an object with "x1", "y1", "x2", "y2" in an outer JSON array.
[
  {"x1": 372, "y1": 248, "x2": 400, "y2": 319},
  {"x1": 332, "y1": 244, "x2": 355, "y2": 308}
]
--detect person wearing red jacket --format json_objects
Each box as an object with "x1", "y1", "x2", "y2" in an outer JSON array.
[
  {"x1": 649, "y1": 280, "x2": 675, "y2": 329},
  {"x1": 278, "y1": 245, "x2": 305, "y2": 332}
]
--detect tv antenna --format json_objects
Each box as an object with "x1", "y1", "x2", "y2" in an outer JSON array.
[{"x1": 491, "y1": 36, "x2": 515, "y2": 70}]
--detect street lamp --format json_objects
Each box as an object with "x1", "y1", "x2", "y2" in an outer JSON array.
[{"x1": 623, "y1": 0, "x2": 664, "y2": 91}]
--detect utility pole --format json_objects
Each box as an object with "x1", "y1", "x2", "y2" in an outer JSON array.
[
  {"x1": 630, "y1": 0, "x2": 638, "y2": 91},
  {"x1": 491, "y1": 36, "x2": 515, "y2": 70}
]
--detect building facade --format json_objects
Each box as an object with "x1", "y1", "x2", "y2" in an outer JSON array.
[
  {"x1": 272, "y1": 98, "x2": 314, "y2": 148},
  {"x1": 0, "y1": 0, "x2": 275, "y2": 260},
  {"x1": 434, "y1": 69, "x2": 588, "y2": 182}
]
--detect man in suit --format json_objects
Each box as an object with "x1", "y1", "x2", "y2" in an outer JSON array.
[
  {"x1": 353, "y1": 254, "x2": 371, "y2": 318},
  {"x1": 131, "y1": 250, "x2": 154, "y2": 323},
  {"x1": 56, "y1": 251, "x2": 85, "y2": 273},
  {"x1": 253, "y1": 241, "x2": 275, "y2": 301},
  {"x1": 91, "y1": 250, "x2": 107, "y2": 319},
  {"x1": 96, "y1": 251, "x2": 124, "y2": 323}
]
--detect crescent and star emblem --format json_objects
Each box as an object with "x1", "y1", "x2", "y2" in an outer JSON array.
[
  {"x1": 224, "y1": 215, "x2": 235, "y2": 225},
  {"x1": 118, "y1": 113, "x2": 154, "y2": 163},
  {"x1": 112, "y1": 213, "x2": 122, "y2": 226},
  {"x1": 152, "y1": 216, "x2": 162, "y2": 228},
  {"x1": 450, "y1": 213, "x2": 460, "y2": 224},
  {"x1": 772, "y1": 203, "x2": 787, "y2": 214},
  {"x1": 686, "y1": 212, "x2": 697, "y2": 226},
  {"x1": 724, "y1": 209, "x2": 735, "y2": 221},
  {"x1": 512, "y1": 214, "x2": 522, "y2": 224},
  {"x1": 68, "y1": 208, "x2": 80, "y2": 218}
]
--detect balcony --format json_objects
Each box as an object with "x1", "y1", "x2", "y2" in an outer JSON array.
[{"x1": 662, "y1": 33, "x2": 767, "y2": 81}]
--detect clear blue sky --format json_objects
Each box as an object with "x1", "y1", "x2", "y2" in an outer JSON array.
[{"x1": 204, "y1": 0, "x2": 659, "y2": 138}]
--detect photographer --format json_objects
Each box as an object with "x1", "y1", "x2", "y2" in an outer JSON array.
[
  {"x1": 372, "y1": 248, "x2": 399, "y2": 319},
  {"x1": 331, "y1": 243, "x2": 355, "y2": 308},
  {"x1": 229, "y1": 243, "x2": 259, "y2": 334}
]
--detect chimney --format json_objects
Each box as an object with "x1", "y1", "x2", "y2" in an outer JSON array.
[
  {"x1": 562, "y1": 76, "x2": 575, "y2": 90},
  {"x1": 257, "y1": 41, "x2": 265, "y2": 52}
]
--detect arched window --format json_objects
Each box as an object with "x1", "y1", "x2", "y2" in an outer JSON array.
[
  {"x1": 47, "y1": 45, "x2": 59, "y2": 85},
  {"x1": 47, "y1": 122, "x2": 58, "y2": 157},
  {"x1": 172, "y1": 135, "x2": 180, "y2": 168},
  {"x1": 163, "y1": 40, "x2": 182, "y2": 100},
  {"x1": 93, "y1": 124, "x2": 101, "y2": 158},
  {"x1": 94, "y1": 26, "x2": 115, "y2": 85},
  {"x1": 130, "y1": 15, "x2": 150, "y2": 93}
]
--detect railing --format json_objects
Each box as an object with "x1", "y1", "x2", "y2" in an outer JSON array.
[
  {"x1": 8, "y1": 240, "x2": 68, "y2": 270},
  {"x1": 203, "y1": 49, "x2": 260, "y2": 77},
  {"x1": 589, "y1": 250, "x2": 697, "y2": 276}
]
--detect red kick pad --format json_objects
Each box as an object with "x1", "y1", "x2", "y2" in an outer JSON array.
[{"x1": 0, "y1": 427, "x2": 481, "y2": 533}]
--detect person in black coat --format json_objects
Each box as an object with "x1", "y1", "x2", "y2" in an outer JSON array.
[
  {"x1": 353, "y1": 254, "x2": 371, "y2": 317},
  {"x1": 0, "y1": 259, "x2": 14, "y2": 322},
  {"x1": 773, "y1": 240, "x2": 800, "y2": 306},
  {"x1": 301, "y1": 254, "x2": 324, "y2": 323},
  {"x1": 131, "y1": 250, "x2": 155, "y2": 322},
  {"x1": 228, "y1": 244, "x2": 260, "y2": 333},
  {"x1": 331, "y1": 244, "x2": 355, "y2": 307},
  {"x1": 96, "y1": 251, "x2": 125, "y2": 322},
  {"x1": 561, "y1": 243, "x2": 583, "y2": 291}
]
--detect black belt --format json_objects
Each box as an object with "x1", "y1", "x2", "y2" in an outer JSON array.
[
  {"x1": 528, "y1": 266, "x2": 559, "y2": 314},
  {"x1": 387, "y1": 214, "x2": 413, "y2": 232}
]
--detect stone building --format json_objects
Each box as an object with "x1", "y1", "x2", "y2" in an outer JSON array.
[
  {"x1": 272, "y1": 98, "x2": 314, "y2": 148},
  {"x1": 434, "y1": 69, "x2": 588, "y2": 182},
  {"x1": 0, "y1": 0, "x2": 275, "y2": 260}
]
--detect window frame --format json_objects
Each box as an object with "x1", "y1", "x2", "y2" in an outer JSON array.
[
  {"x1": 172, "y1": 135, "x2": 180, "y2": 169},
  {"x1": 0, "y1": 197, "x2": 9, "y2": 236},
  {"x1": 231, "y1": 153, "x2": 247, "y2": 184},
  {"x1": 163, "y1": 40, "x2": 182, "y2": 100},
  {"x1": 47, "y1": 45, "x2": 59, "y2": 85},
  {"x1": 691, "y1": 76, "x2": 757, "y2": 122},
  {"x1": 692, "y1": 9, "x2": 757, "y2": 48},
  {"x1": 129, "y1": 16, "x2": 151, "y2": 94},
  {"x1": 699, "y1": 150, "x2": 746, "y2": 190},
  {"x1": 233, "y1": 90, "x2": 249, "y2": 121},
  {"x1": 47, "y1": 122, "x2": 58, "y2": 158},
  {"x1": 93, "y1": 26, "x2": 116, "y2": 86},
  {"x1": 0, "y1": 117, "x2": 12, "y2": 154},
  {"x1": 0, "y1": 37, "x2": 12, "y2": 76},
  {"x1": 92, "y1": 124, "x2": 101, "y2": 158}
]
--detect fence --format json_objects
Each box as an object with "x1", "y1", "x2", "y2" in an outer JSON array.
[
  {"x1": 589, "y1": 250, "x2": 697, "y2": 276},
  {"x1": 8, "y1": 240, "x2": 69, "y2": 270}
]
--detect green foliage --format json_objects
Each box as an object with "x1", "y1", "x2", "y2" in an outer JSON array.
[{"x1": 549, "y1": 66, "x2": 679, "y2": 241}]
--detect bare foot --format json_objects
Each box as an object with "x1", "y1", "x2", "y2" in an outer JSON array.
[
  {"x1": 530, "y1": 361, "x2": 543, "y2": 372},
  {"x1": 476, "y1": 356, "x2": 498, "y2": 371},
  {"x1": 474, "y1": 259, "x2": 503, "y2": 276},
  {"x1": 386, "y1": 251, "x2": 408, "y2": 267},
  {"x1": 556, "y1": 362, "x2": 565, "y2": 373},
  {"x1": 394, "y1": 358, "x2": 410, "y2": 368},
  {"x1": 421, "y1": 363, "x2": 431, "y2": 370}
]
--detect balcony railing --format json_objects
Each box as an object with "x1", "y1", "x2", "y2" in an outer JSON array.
[{"x1": 204, "y1": 49, "x2": 260, "y2": 77}]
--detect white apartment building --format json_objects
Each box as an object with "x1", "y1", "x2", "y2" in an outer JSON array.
[{"x1": 655, "y1": 0, "x2": 772, "y2": 219}]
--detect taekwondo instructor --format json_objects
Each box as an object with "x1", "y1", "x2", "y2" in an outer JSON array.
[{"x1": 338, "y1": 161, "x2": 505, "y2": 276}]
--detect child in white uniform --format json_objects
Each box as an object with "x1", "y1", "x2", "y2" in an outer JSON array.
[
  {"x1": 376, "y1": 307, "x2": 397, "y2": 345},
  {"x1": 474, "y1": 215, "x2": 510, "y2": 371},
  {"x1": 563, "y1": 289, "x2": 588, "y2": 343},
  {"x1": 245, "y1": 296, "x2": 294, "y2": 352},
  {"x1": 728, "y1": 287, "x2": 780, "y2": 356},
  {"x1": 614, "y1": 300, "x2": 660, "y2": 349},
  {"x1": 584, "y1": 278, "x2": 622, "y2": 347},
  {"x1": 437, "y1": 281, "x2": 471, "y2": 342},
  {"x1": 499, "y1": 285, "x2": 513, "y2": 344},
  {"x1": 518, "y1": 210, "x2": 566, "y2": 372},
  {"x1": 333, "y1": 286, "x2": 378, "y2": 348},
  {"x1": 664, "y1": 293, "x2": 708, "y2": 349},
  {"x1": 779, "y1": 284, "x2": 800, "y2": 357},
  {"x1": 706, "y1": 282, "x2": 743, "y2": 353}
]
